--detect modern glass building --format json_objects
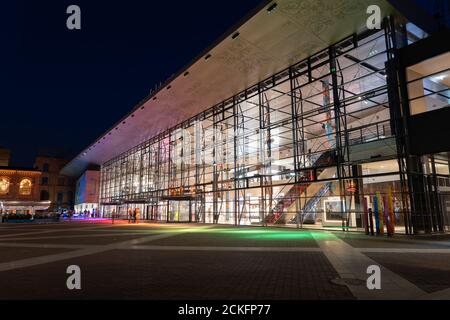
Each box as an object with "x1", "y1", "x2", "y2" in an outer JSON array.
[{"x1": 62, "y1": 0, "x2": 450, "y2": 234}]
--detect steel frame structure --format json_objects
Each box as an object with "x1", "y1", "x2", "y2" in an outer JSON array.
[{"x1": 98, "y1": 18, "x2": 440, "y2": 233}]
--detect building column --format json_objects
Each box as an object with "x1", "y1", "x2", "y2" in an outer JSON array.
[{"x1": 407, "y1": 155, "x2": 430, "y2": 233}]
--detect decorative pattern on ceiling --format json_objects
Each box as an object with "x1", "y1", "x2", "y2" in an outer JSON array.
[
  {"x1": 215, "y1": 39, "x2": 274, "y2": 74},
  {"x1": 62, "y1": 0, "x2": 397, "y2": 176}
]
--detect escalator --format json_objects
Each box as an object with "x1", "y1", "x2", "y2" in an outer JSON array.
[
  {"x1": 298, "y1": 181, "x2": 333, "y2": 224},
  {"x1": 266, "y1": 150, "x2": 337, "y2": 224}
]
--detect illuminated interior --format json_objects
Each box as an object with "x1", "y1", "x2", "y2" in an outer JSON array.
[
  {"x1": 407, "y1": 51, "x2": 450, "y2": 116},
  {"x1": 97, "y1": 28, "x2": 416, "y2": 232},
  {"x1": 19, "y1": 178, "x2": 32, "y2": 196},
  {"x1": 0, "y1": 177, "x2": 9, "y2": 195}
]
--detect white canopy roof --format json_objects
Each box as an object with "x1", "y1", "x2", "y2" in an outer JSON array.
[{"x1": 62, "y1": 0, "x2": 398, "y2": 177}]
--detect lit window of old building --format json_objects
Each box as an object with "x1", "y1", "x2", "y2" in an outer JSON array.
[
  {"x1": 19, "y1": 178, "x2": 32, "y2": 196},
  {"x1": 0, "y1": 177, "x2": 10, "y2": 195}
]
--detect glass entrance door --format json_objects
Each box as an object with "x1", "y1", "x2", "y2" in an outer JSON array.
[
  {"x1": 168, "y1": 201, "x2": 191, "y2": 222},
  {"x1": 147, "y1": 205, "x2": 159, "y2": 221}
]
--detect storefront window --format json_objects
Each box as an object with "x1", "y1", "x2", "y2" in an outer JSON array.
[
  {"x1": 435, "y1": 161, "x2": 450, "y2": 176},
  {"x1": 407, "y1": 51, "x2": 450, "y2": 116},
  {"x1": 0, "y1": 177, "x2": 10, "y2": 195},
  {"x1": 362, "y1": 159, "x2": 400, "y2": 181},
  {"x1": 19, "y1": 178, "x2": 32, "y2": 196}
]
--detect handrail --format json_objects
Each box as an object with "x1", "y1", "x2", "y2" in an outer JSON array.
[
  {"x1": 346, "y1": 119, "x2": 392, "y2": 146},
  {"x1": 267, "y1": 118, "x2": 393, "y2": 224},
  {"x1": 346, "y1": 119, "x2": 390, "y2": 134},
  {"x1": 267, "y1": 146, "x2": 333, "y2": 223},
  {"x1": 298, "y1": 181, "x2": 332, "y2": 222},
  {"x1": 270, "y1": 176, "x2": 296, "y2": 205}
]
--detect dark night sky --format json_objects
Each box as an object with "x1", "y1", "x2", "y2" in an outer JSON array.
[{"x1": 0, "y1": 0, "x2": 264, "y2": 167}]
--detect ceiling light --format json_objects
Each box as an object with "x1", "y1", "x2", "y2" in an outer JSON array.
[{"x1": 433, "y1": 74, "x2": 447, "y2": 82}]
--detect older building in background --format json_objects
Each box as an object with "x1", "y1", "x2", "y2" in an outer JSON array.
[
  {"x1": 0, "y1": 166, "x2": 50, "y2": 215},
  {"x1": 34, "y1": 156, "x2": 75, "y2": 212},
  {"x1": 0, "y1": 148, "x2": 11, "y2": 167}
]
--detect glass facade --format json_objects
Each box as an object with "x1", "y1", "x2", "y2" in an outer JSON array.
[
  {"x1": 402, "y1": 46, "x2": 450, "y2": 234},
  {"x1": 98, "y1": 26, "x2": 422, "y2": 233},
  {"x1": 406, "y1": 51, "x2": 450, "y2": 116}
]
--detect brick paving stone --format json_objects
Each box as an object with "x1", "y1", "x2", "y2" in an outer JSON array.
[
  {"x1": 335, "y1": 233, "x2": 450, "y2": 249},
  {"x1": 1, "y1": 234, "x2": 151, "y2": 245},
  {"x1": 0, "y1": 250, "x2": 354, "y2": 300},
  {"x1": 0, "y1": 247, "x2": 73, "y2": 263},
  {"x1": 146, "y1": 232, "x2": 319, "y2": 248},
  {"x1": 0, "y1": 230, "x2": 43, "y2": 237},
  {"x1": 1, "y1": 230, "x2": 161, "y2": 239},
  {"x1": 366, "y1": 253, "x2": 450, "y2": 294},
  {"x1": 0, "y1": 222, "x2": 448, "y2": 300}
]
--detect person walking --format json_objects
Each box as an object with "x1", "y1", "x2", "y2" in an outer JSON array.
[
  {"x1": 132, "y1": 208, "x2": 137, "y2": 224},
  {"x1": 128, "y1": 208, "x2": 132, "y2": 224},
  {"x1": 135, "y1": 208, "x2": 140, "y2": 224}
]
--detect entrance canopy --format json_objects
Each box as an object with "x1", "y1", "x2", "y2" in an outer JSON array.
[
  {"x1": 62, "y1": 0, "x2": 398, "y2": 177},
  {"x1": 0, "y1": 201, "x2": 51, "y2": 213}
]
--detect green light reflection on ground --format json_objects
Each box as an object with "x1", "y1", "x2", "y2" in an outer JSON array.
[
  {"x1": 238, "y1": 231, "x2": 333, "y2": 240},
  {"x1": 171, "y1": 226, "x2": 333, "y2": 240},
  {"x1": 140, "y1": 224, "x2": 335, "y2": 241}
]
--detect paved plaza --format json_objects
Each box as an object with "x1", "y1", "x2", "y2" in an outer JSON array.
[{"x1": 0, "y1": 221, "x2": 449, "y2": 300}]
